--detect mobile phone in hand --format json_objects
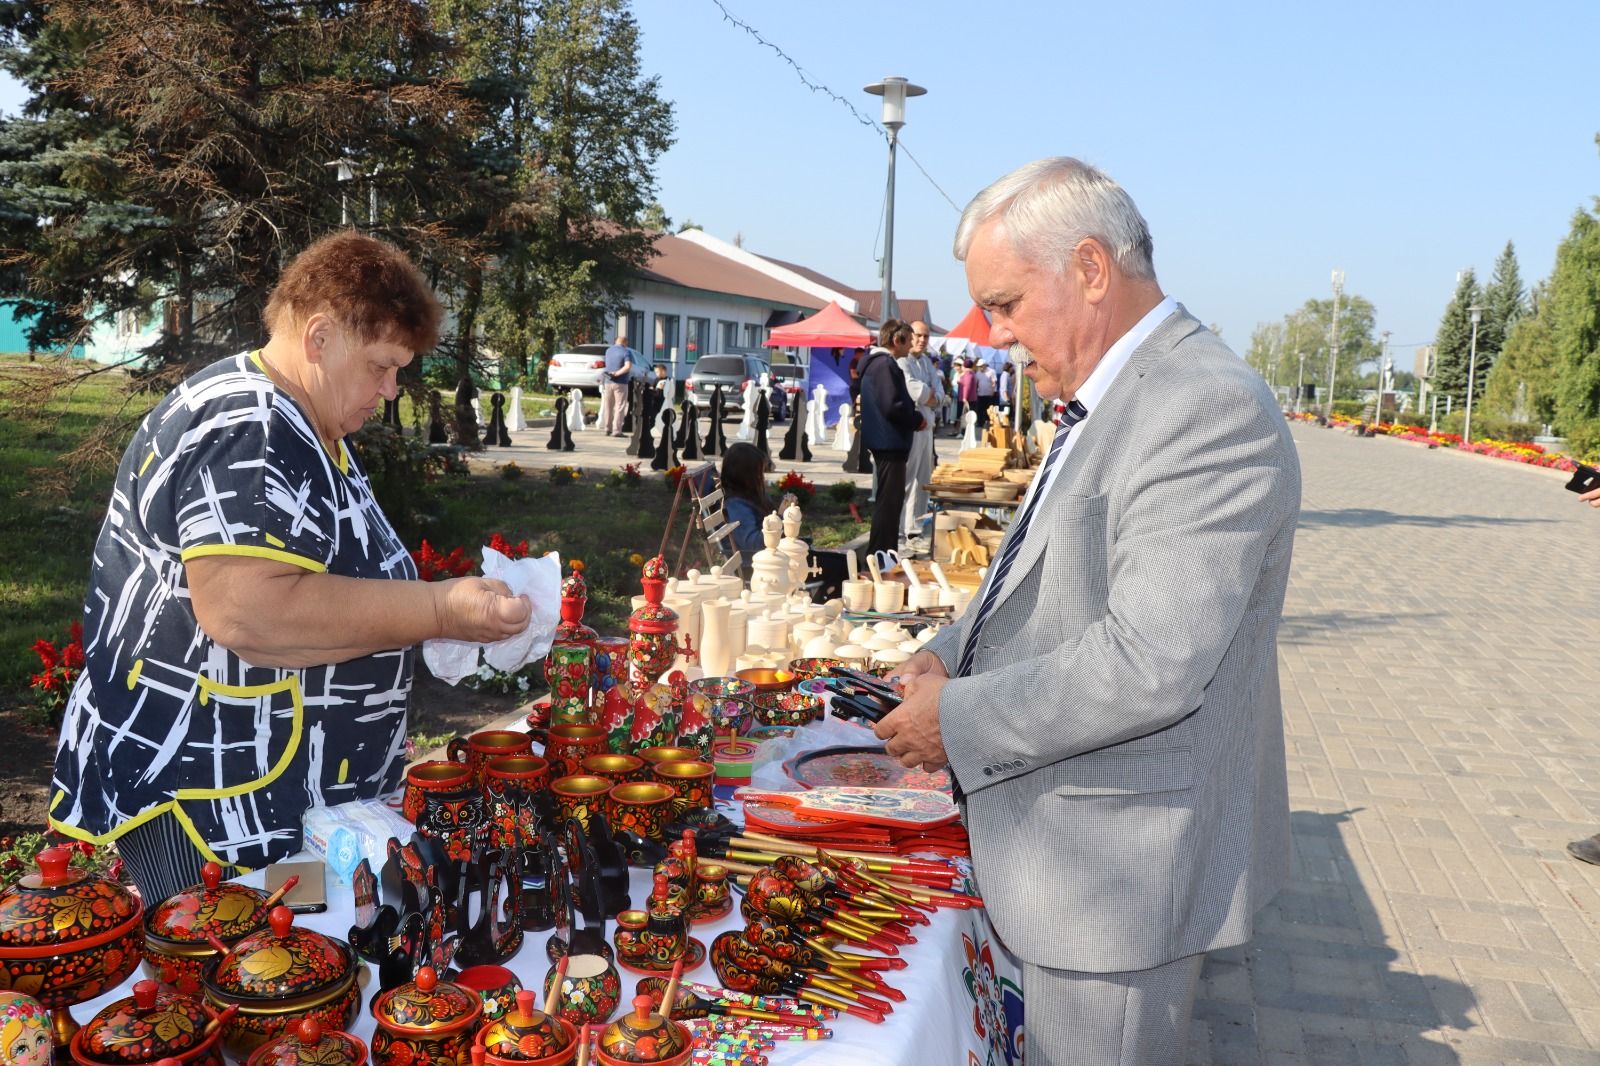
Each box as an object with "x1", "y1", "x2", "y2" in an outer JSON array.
[
  {"x1": 1564, "y1": 463, "x2": 1600, "y2": 495},
  {"x1": 265, "y1": 859, "x2": 328, "y2": 914}
]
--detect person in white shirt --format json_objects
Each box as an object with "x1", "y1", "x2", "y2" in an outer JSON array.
[{"x1": 898, "y1": 321, "x2": 944, "y2": 546}]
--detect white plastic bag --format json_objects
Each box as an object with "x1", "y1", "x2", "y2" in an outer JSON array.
[{"x1": 421, "y1": 547, "x2": 562, "y2": 684}]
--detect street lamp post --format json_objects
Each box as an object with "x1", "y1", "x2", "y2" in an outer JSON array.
[
  {"x1": 1464, "y1": 304, "x2": 1485, "y2": 443},
  {"x1": 325, "y1": 158, "x2": 355, "y2": 226},
  {"x1": 864, "y1": 76, "x2": 926, "y2": 326},
  {"x1": 1325, "y1": 269, "x2": 1344, "y2": 420},
  {"x1": 1295, "y1": 352, "x2": 1306, "y2": 414},
  {"x1": 1376, "y1": 329, "x2": 1391, "y2": 423}
]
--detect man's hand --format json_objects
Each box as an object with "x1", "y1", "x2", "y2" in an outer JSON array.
[
  {"x1": 874, "y1": 658, "x2": 951, "y2": 772},
  {"x1": 1582, "y1": 485, "x2": 1600, "y2": 508},
  {"x1": 436, "y1": 577, "x2": 532, "y2": 643}
]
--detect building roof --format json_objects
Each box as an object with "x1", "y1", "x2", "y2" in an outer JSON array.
[
  {"x1": 754, "y1": 255, "x2": 937, "y2": 331},
  {"x1": 638, "y1": 233, "x2": 824, "y2": 311}
]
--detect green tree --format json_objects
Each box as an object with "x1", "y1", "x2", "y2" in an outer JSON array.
[
  {"x1": 1296, "y1": 294, "x2": 1378, "y2": 406},
  {"x1": 1550, "y1": 203, "x2": 1600, "y2": 432},
  {"x1": 1480, "y1": 240, "x2": 1526, "y2": 360},
  {"x1": 1483, "y1": 283, "x2": 1558, "y2": 427},
  {"x1": 517, "y1": 0, "x2": 675, "y2": 382},
  {"x1": 1430, "y1": 270, "x2": 1483, "y2": 407},
  {"x1": 1, "y1": 0, "x2": 491, "y2": 373}
]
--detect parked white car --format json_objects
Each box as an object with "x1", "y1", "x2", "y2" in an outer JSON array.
[{"x1": 547, "y1": 343, "x2": 613, "y2": 392}]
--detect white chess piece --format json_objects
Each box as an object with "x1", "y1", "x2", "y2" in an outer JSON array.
[
  {"x1": 808, "y1": 384, "x2": 828, "y2": 443},
  {"x1": 735, "y1": 380, "x2": 758, "y2": 443},
  {"x1": 567, "y1": 387, "x2": 586, "y2": 433},
  {"x1": 470, "y1": 396, "x2": 483, "y2": 430},
  {"x1": 653, "y1": 392, "x2": 670, "y2": 441},
  {"x1": 961, "y1": 409, "x2": 979, "y2": 450},
  {"x1": 507, "y1": 386, "x2": 527, "y2": 432},
  {"x1": 833, "y1": 403, "x2": 853, "y2": 451}
]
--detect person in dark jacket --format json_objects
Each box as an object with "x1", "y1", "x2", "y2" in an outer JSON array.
[{"x1": 858, "y1": 320, "x2": 924, "y2": 556}]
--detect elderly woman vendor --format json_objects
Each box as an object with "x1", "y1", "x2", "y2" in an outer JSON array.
[{"x1": 49, "y1": 232, "x2": 531, "y2": 903}]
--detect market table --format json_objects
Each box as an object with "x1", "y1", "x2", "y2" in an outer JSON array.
[{"x1": 71, "y1": 796, "x2": 1025, "y2": 1065}]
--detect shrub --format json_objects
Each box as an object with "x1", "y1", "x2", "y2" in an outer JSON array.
[
  {"x1": 500, "y1": 461, "x2": 523, "y2": 480},
  {"x1": 350, "y1": 424, "x2": 464, "y2": 544},
  {"x1": 548, "y1": 465, "x2": 582, "y2": 486},
  {"x1": 1563, "y1": 418, "x2": 1600, "y2": 463},
  {"x1": 1394, "y1": 413, "x2": 1428, "y2": 428},
  {"x1": 1437, "y1": 411, "x2": 1538, "y2": 443},
  {"x1": 826, "y1": 480, "x2": 857, "y2": 504},
  {"x1": 1331, "y1": 400, "x2": 1367, "y2": 418}
]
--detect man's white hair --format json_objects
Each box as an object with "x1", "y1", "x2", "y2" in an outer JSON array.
[{"x1": 953, "y1": 157, "x2": 1156, "y2": 281}]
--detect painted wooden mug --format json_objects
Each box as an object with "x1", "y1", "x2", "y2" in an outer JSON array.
[
  {"x1": 651, "y1": 760, "x2": 714, "y2": 821},
  {"x1": 581, "y1": 753, "x2": 648, "y2": 786},
  {"x1": 551, "y1": 775, "x2": 613, "y2": 839},
  {"x1": 447, "y1": 729, "x2": 533, "y2": 788},
  {"x1": 546, "y1": 724, "x2": 608, "y2": 779},
  {"x1": 606, "y1": 782, "x2": 674, "y2": 844},
  {"x1": 402, "y1": 760, "x2": 475, "y2": 824}
]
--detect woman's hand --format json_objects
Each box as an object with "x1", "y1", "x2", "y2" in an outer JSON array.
[{"x1": 435, "y1": 577, "x2": 532, "y2": 643}]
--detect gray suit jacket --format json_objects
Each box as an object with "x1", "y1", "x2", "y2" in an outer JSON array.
[{"x1": 926, "y1": 307, "x2": 1299, "y2": 973}]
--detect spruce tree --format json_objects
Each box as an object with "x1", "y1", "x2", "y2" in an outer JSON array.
[
  {"x1": 1479, "y1": 240, "x2": 1526, "y2": 367},
  {"x1": 1483, "y1": 283, "x2": 1557, "y2": 427},
  {"x1": 1430, "y1": 270, "x2": 1482, "y2": 408},
  {"x1": 1550, "y1": 205, "x2": 1600, "y2": 432}
]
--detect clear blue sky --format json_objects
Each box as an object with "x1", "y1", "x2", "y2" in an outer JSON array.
[{"x1": 5, "y1": 0, "x2": 1598, "y2": 368}]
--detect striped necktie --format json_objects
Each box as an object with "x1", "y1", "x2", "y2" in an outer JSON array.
[{"x1": 956, "y1": 399, "x2": 1088, "y2": 678}]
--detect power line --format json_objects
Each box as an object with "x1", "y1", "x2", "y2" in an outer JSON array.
[
  {"x1": 896, "y1": 137, "x2": 961, "y2": 213},
  {"x1": 709, "y1": 1, "x2": 885, "y2": 140}
]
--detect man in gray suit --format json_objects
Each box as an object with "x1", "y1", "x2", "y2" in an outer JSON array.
[{"x1": 876, "y1": 157, "x2": 1300, "y2": 1065}]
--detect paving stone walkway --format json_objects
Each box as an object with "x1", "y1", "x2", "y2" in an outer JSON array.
[{"x1": 1188, "y1": 423, "x2": 1600, "y2": 1066}]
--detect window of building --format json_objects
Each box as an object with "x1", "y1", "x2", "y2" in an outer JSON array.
[
  {"x1": 653, "y1": 313, "x2": 680, "y2": 368},
  {"x1": 744, "y1": 324, "x2": 764, "y2": 349},
  {"x1": 719, "y1": 320, "x2": 739, "y2": 352},
  {"x1": 621, "y1": 309, "x2": 644, "y2": 350},
  {"x1": 686, "y1": 317, "x2": 710, "y2": 364}
]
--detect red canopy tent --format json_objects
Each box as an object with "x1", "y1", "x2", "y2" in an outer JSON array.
[
  {"x1": 943, "y1": 303, "x2": 992, "y2": 346},
  {"x1": 764, "y1": 301, "x2": 871, "y2": 348}
]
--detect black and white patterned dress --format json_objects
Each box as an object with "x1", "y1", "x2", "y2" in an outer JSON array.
[{"x1": 50, "y1": 352, "x2": 417, "y2": 873}]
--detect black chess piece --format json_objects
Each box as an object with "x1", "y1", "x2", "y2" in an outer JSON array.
[
  {"x1": 382, "y1": 398, "x2": 402, "y2": 429},
  {"x1": 453, "y1": 374, "x2": 481, "y2": 450},
  {"x1": 626, "y1": 380, "x2": 648, "y2": 456},
  {"x1": 548, "y1": 394, "x2": 575, "y2": 451},
  {"x1": 636, "y1": 386, "x2": 662, "y2": 461},
  {"x1": 426, "y1": 389, "x2": 449, "y2": 444},
  {"x1": 780, "y1": 390, "x2": 812, "y2": 462},
  {"x1": 651, "y1": 408, "x2": 680, "y2": 471},
  {"x1": 622, "y1": 378, "x2": 645, "y2": 439},
  {"x1": 679, "y1": 398, "x2": 702, "y2": 461},
  {"x1": 753, "y1": 390, "x2": 773, "y2": 472},
  {"x1": 702, "y1": 385, "x2": 727, "y2": 457},
  {"x1": 485, "y1": 392, "x2": 512, "y2": 447}
]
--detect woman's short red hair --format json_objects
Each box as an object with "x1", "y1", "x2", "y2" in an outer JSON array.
[{"x1": 264, "y1": 230, "x2": 441, "y2": 352}]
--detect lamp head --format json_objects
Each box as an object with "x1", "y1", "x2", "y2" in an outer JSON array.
[{"x1": 864, "y1": 76, "x2": 927, "y2": 131}]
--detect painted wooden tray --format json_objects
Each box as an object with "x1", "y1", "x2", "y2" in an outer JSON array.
[
  {"x1": 734, "y1": 786, "x2": 960, "y2": 828},
  {"x1": 783, "y1": 746, "x2": 952, "y2": 792}
]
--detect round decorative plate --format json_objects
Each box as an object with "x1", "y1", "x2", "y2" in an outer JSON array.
[
  {"x1": 615, "y1": 937, "x2": 705, "y2": 976},
  {"x1": 783, "y1": 746, "x2": 951, "y2": 791}
]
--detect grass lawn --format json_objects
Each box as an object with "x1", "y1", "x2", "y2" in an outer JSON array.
[{"x1": 0, "y1": 358, "x2": 158, "y2": 689}]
